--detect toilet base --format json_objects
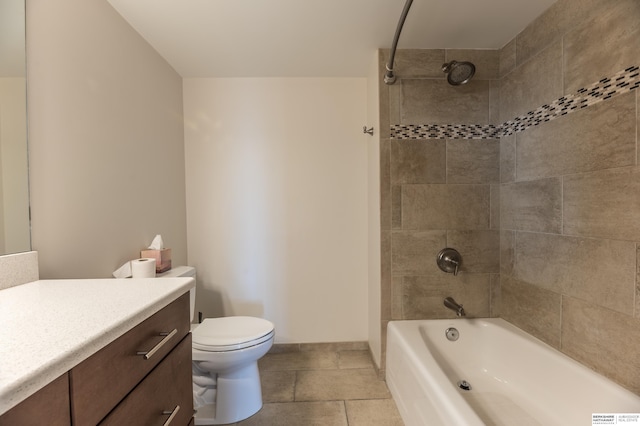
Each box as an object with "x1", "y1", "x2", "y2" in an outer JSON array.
[{"x1": 194, "y1": 362, "x2": 263, "y2": 425}]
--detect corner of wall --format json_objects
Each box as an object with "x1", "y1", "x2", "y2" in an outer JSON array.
[{"x1": 367, "y1": 49, "x2": 382, "y2": 368}]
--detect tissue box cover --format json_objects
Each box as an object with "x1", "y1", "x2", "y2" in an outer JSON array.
[{"x1": 140, "y1": 248, "x2": 172, "y2": 273}]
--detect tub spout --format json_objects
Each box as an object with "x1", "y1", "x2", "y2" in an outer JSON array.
[{"x1": 444, "y1": 297, "x2": 466, "y2": 317}]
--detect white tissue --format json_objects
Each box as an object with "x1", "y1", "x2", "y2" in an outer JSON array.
[
  {"x1": 148, "y1": 234, "x2": 164, "y2": 250},
  {"x1": 112, "y1": 261, "x2": 132, "y2": 278}
]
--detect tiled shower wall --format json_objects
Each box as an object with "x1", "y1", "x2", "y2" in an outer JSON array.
[
  {"x1": 378, "y1": 48, "x2": 502, "y2": 371},
  {"x1": 379, "y1": 0, "x2": 640, "y2": 394},
  {"x1": 498, "y1": 0, "x2": 640, "y2": 394}
]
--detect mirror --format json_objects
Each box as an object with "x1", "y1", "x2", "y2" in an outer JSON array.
[{"x1": 0, "y1": 0, "x2": 29, "y2": 255}]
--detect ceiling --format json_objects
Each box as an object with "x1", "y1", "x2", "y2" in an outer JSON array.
[{"x1": 107, "y1": 0, "x2": 557, "y2": 78}]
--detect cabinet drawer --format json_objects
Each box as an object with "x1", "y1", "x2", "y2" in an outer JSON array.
[
  {"x1": 70, "y1": 292, "x2": 190, "y2": 426},
  {"x1": 0, "y1": 373, "x2": 70, "y2": 426},
  {"x1": 100, "y1": 334, "x2": 193, "y2": 426}
]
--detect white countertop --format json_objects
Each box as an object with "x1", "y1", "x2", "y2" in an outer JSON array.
[{"x1": 0, "y1": 276, "x2": 195, "y2": 415}]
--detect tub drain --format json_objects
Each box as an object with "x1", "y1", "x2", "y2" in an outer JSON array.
[
  {"x1": 445, "y1": 327, "x2": 459, "y2": 341},
  {"x1": 457, "y1": 380, "x2": 472, "y2": 391}
]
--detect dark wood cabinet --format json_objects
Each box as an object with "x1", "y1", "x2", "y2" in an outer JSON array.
[
  {"x1": 0, "y1": 373, "x2": 70, "y2": 426},
  {"x1": 70, "y1": 293, "x2": 191, "y2": 426},
  {"x1": 100, "y1": 334, "x2": 193, "y2": 426}
]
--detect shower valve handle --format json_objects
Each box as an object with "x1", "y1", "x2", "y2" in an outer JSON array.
[{"x1": 437, "y1": 248, "x2": 462, "y2": 276}]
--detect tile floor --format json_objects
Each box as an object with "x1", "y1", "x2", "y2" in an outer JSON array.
[{"x1": 233, "y1": 343, "x2": 405, "y2": 426}]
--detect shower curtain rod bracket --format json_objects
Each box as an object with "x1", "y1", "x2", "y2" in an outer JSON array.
[{"x1": 384, "y1": 0, "x2": 414, "y2": 85}]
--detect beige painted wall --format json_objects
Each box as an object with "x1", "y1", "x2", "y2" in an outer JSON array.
[
  {"x1": 184, "y1": 78, "x2": 369, "y2": 343},
  {"x1": 26, "y1": 0, "x2": 187, "y2": 278}
]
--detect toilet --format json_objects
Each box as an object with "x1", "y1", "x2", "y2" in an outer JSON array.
[{"x1": 159, "y1": 266, "x2": 275, "y2": 425}]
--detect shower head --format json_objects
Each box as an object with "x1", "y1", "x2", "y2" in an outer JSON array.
[{"x1": 442, "y1": 61, "x2": 476, "y2": 85}]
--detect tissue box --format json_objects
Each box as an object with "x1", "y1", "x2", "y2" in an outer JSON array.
[{"x1": 140, "y1": 248, "x2": 172, "y2": 273}]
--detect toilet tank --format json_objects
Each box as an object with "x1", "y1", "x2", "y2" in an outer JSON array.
[{"x1": 158, "y1": 266, "x2": 196, "y2": 322}]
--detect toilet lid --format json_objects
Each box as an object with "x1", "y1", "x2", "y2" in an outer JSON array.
[{"x1": 192, "y1": 316, "x2": 275, "y2": 351}]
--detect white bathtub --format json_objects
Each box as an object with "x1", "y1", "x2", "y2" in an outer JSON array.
[{"x1": 386, "y1": 318, "x2": 640, "y2": 426}]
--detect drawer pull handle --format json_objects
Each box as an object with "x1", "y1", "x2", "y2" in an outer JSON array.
[
  {"x1": 161, "y1": 405, "x2": 180, "y2": 425},
  {"x1": 136, "y1": 328, "x2": 178, "y2": 359}
]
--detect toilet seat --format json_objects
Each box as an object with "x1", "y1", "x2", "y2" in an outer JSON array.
[{"x1": 192, "y1": 316, "x2": 275, "y2": 352}]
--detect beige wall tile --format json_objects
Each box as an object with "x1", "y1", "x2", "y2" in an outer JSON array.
[
  {"x1": 517, "y1": 92, "x2": 636, "y2": 180},
  {"x1": 500, "y1": 134, "x2": 516, "y2": 183},
  {"x1": 447, "y1": 230, "x2": 500, "y2": 273},
  {"x1": 637, "y1": 245, "x2": 640, "y2": 319},
  {"x1": 378, "y1": 51, "x2": 391, "y2": 133},
  {"x1": 500, "y1": 277, "x2": 562, "y2": 348},
  {"x1": 402, "y1": 184, "x2": 490, "y2": 230},
  {"x1": 381, "y1": 234, "x2": 392, "y2": 322},
  {"x1": 562, "y1": 296, "x2": 640, "y2": 394},
  {"x1": 499, "y1": 38, "x2": 516, "y2": 78},
  {"x1": 564, "y1": 167, "x2": 640, "y2": 241},
  {"x1": 389, "y1": 49, "x2": 446, "y2": 79},
  {"x1": 500, "y1": 230, "x2": 515, "y2": 276},
  {"x1": 446, "y1": 139, "x2": 500, "y2": 184},
  {"x1": 515, "y1": 0, "x2": 603, "y2": 67},
  {"x1": 391, "y1": 276, "x2": 403, "y2": 320},
  {"x1": 489, "y1": 80, "x2": 501, "y2": 125},
  {"x1": 445, "y1": 49, "x2": 500, "y2": 80},
  {"x1": 501, "y1": 41, "x2": 563, "y2": 120},
  {"x1": 380, "y1": 139, "x2": 391, "y2": 230},
  {"x1": 490, "y1": 184, "x2": 500, "y2": 230},
  {"x1": 389, "y1": 83, "x2": 401, "y2": 124},
  {"x1": 403, "y1": 274, "x2": 491, "y2": 319},
  {"x1": 379, "y1": 320, "x2": 388, "y2": 373},
  {"x1": 564, "y1": 0, "x2": 640, "y2": 93},
  {"x1": 391, "y1": 230, "x2": 446, "y2": 275},
  {"x1": 490, "y1": 274, "x2": 501, "y2": 317},
  {"x1": 381, "y1": 230, "x2": 392, "y2": 320},
  {"x1": 500, "y1": 178, "x2": 562, "y2": 233},
  {"x1": 513, "y1": 232, "x2": 635, "y2": 315},
  {"x1": 400, "y1": 79, "x2": 490, "y2": 124},
  {"x1": 391, "y1": 139, "x2": 445, "y2": 184},
  {"x1": 391, "y1": 185, "x2": 402, "y2": 229}
]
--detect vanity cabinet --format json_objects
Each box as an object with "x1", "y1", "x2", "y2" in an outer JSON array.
[
  {"x1": 70, "y1": 292, "x2": 192, "y2": 426},
  {"x1": 100, "y1": 334, "x2": 192, "y2": 425},
  {"x1": 0, "y1": 373, "x2": 70, "y2": 426},
  {"x1": 0, "y1": 291, "x2": 193, "y2": 426}
]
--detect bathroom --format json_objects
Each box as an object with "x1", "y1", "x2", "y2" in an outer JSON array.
[{"x1": 1, "y1": 0, "x2": 639, "y2": 424}]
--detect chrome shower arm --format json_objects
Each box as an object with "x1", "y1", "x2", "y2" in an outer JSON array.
[{"x1": 384, "y1": 0, "x2": 414, "y2": 85}]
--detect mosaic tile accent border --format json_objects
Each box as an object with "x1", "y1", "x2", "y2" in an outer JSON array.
[{"x1": 391, "y1": 65, "x2": 640, "y2": 140}]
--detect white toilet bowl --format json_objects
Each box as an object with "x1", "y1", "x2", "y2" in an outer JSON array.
[
  {"x1": 159, "y1": 267, "x2": 275, "y2": 425},
  {"x1": 191, "y1": 316, "x2": 274, "y2": 425}
]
